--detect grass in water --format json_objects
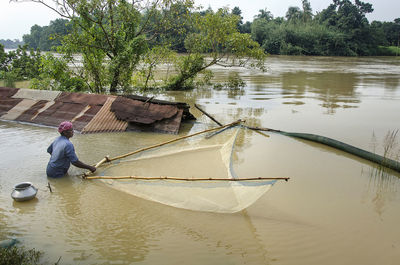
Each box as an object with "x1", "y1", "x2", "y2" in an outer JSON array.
[
  {"x1": 383, "y1": 129, "x2": 400, "y2": 161},
  {"x1": 0, "y1": 246, "x2": 42, "y2": 265},
  {"x1": 365, "y1": 130, "x2": 400, "y2": 216}
]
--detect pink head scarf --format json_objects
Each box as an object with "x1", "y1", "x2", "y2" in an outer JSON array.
[{"x1": 58, "y1": 121, "x2": 73, "y2": 133}]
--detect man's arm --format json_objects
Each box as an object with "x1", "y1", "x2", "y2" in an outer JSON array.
[
  {"x1": 72, "y1": 160, "x2": 96, "y2": 173},
  {"x1": 65, "y1": 142, "x2": 96, "y2": 172}
]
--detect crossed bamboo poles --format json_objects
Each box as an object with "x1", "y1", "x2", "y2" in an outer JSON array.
[{"x1": 82, "y1": 118, "x2": 289, "y2": 182}]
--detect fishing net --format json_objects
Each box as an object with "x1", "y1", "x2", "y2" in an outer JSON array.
[{"x1": 94, "y1": 126, "x2": 277, "y2": 213}]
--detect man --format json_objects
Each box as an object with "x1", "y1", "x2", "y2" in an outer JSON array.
[{"x1": 46, "y1": 121, "x2": 96, "y2": 178}]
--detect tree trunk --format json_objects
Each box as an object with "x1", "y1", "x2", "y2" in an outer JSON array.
[{"x1": 110, "y1": 69, "x2": 120, "y2": 93}]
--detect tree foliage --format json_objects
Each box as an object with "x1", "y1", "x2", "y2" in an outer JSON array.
[
  {"x1": 166, "y1": 8, "x2": 266, "y2": 90},
  {"x1": 10, "y1": 0, "x2": 266, "y2": 92},
  {"x1": 0, "y1": 44, "x2": 42, "y2": 87},
  {"x1": 0, "y1": 39, "x2": 24, "y2": 49},
  {"x1": 22, "y1": 19, "x2": 71, "y2": 51},
  {"x1": 15, "y1": 0, "x2": 198, "y2": 93},
  {"x1": 251, "y1": 0, "x2": 399, "y2": 56}
]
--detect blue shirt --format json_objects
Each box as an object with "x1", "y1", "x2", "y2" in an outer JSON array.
[{"x1": 46, "y1": 136, "x2": 79, "y2": 178}]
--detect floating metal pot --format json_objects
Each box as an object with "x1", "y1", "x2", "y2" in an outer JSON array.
[{"x1": 11, "y1": 182, "x2": 38, "y2": 202}]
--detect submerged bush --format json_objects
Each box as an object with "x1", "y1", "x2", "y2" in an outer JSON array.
[{"x1": 226, "y1": 72, "x2": 246, "y2": 89}]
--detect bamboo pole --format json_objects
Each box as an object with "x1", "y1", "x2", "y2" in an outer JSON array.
[
  {"x1": 195, "y1": 104, "x2": 223, "y2": 126},
  {"x1": 250, "y1": 129, "x2": 270, "y2": 138},
  {"x1": 195, "y1": 104, "x2": 270, "y2": 138},
  {"x1": 95, "y1": 155, "x2": 110, "y2": 167},
  {"x1": 83, "y1": 155, "x2": 110, "y2": 178},
  {"x1": 245, "y1": 125, "x2": 281, "y2": 133},
  {"x1": 81, "y1": 120, "x2": 242, "y2": 178},
  {"x1": 85, "y1": 175, "x2": 290, "y2": 181}
]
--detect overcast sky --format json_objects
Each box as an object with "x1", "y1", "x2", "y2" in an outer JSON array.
[{"x1": 1, "y1": 0, "x2": 399, "y2": 40}]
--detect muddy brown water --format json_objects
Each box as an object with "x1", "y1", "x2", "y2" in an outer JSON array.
[{"x1": 1, "y1": 56, "x2": 400, "y2": 264}]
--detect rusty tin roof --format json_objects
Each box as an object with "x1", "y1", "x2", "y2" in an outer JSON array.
[{"x1": 0, "y1": 87, "x2": 194, "y2": 134}]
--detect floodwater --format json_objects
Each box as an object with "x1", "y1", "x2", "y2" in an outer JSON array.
[{"x1": 1, "y1": 55, "x2": 400, "y2": 264}]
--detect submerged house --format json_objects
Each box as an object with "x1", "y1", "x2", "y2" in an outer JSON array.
[{"x1": 0, "y1": 87, "x2": 195, "y2": 134}]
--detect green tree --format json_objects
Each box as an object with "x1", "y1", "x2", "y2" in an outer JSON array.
[
  {"x1": 0, "y1": 43, "x2": 8, "y2": 72},
  {"x1": 166, "y1": 8, "x2": 266, "y2": 90},
  {"x1": 23, "y1": 25, "x2": 43, "y2": 50},
  {"x1": 251, "y1": 1, "x2": 354, "y2": 56},
  {"x1": 16, "y1": 0, "x2": 266, "y2": 92},
  {"x1": 18, "y1": 0, "x2": 195, "y2": 93},
  {"x1": 22, "y1": 19, "x2": 71, "y2": 51},
  {"x1": 370, "y1": 21, "x2": 389, "y2": 46},
  {"x1": 240, "y1": 21, "x2": 252, "y2": 34},
  {"x1": 231, "y1": 6, "x2": 244, "y2": 32},
  {"x1": 0, "y1": 45, "x2": 42, "y2": 87},
  {"x1": 148, "y1": 2, "x2": 194, "y2": 53},
  {"x1": 286, "y1": 6, "x2": 302, "y2": 22},
  {"x1": 381, "y1": 19, "x2": 400, "y2": 46},
  {"x1": 302, "y1": 0, "x2": 313, "y2": 23},
  {"x1": 316, "y1": 0, "x2": 375, "y2": 55},
  {"x1": 251, "y1": 16, "x2": 283, "y2": 54},
  {"x1": 255, "y1": 8, "x2": 274, "y2": 21},
  {"x1": 31, "y1": 53, "x2": 89, "y2": 91}
]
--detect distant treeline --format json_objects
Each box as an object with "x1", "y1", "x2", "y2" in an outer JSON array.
[
  {"x1": 4, "y1": 0, "x2": 400, "y2": 56},
  {"x1": 0, "y1": 39, "x2": 24, "y2": 49},
  {"x1": 23, "y1": 18, "x2": 72, "y2": 51},
  {"x1": 247, "y1": 1, "x2": 400, "y2": 56},
  {"x1": 0, "y1": 18, "x2": 71, "y2": 51}
]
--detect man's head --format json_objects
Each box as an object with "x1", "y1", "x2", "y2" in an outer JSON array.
[{"x1": 58, "y1": 121, "x2": 74, "y2": 138}]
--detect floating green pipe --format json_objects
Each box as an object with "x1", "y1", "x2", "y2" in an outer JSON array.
[
  {"x1": 247, "y1": 126, "x2": 400, "y2": 173},
  {"x1": 278, "y1": 131, "x2": 400, "y2": 173},
  {"x1": 193, "y1": 104, "x2": 400, "y2": 174}
]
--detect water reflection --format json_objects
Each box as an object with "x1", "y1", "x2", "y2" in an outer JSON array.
[
  {"x1": 130, "y1": 199, "x2": 274, "y2": 265},
  {"x1": 12, "y1": 198, "x2": 39, "y2": 214},
  {"x1": 362, "y1": 166, "x2": 399, "y2": 217},
  {"x1": 164, "y1": 58, "x2": 391, "y2": 118},
  {"x1": 382, "y1": 76, "x2": 400, "y2": 91},
  {"x1": 362, "y1": 130, "x2": 400, "y2": 216},
  {"x1": 280, "y1": 71, "x2": 361, "y2": 114}
]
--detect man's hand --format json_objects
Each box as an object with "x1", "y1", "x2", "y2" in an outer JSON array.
[{"x1": 89, "y1": 166, "x2": 96, "y2": 173}]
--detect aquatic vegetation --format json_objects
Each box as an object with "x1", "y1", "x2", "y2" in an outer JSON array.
[
  {"x1": 0, "y1": 246, "x2": 42, "y2": 265},
  {"x1": 383, "y1": 129, "x2": 400, "y2": 161}
]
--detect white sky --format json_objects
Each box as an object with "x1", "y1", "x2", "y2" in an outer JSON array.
[{"x1": 1, "y1": 0, "x2": 399, "y2": 40}]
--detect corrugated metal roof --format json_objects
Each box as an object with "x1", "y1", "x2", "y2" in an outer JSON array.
[
  {"x1": 0, "y1": 87, "x2": 194, "y2": 134},
  {"x1": 81, "y1": 96, "x2": 128, "y2": 134},
  {"x1": 12, "y1": 88, "x2": 61, "y2": 101},
  {"x1": 15, "y1": 100, "x2": 50, "y2": 122},
  {"x1": 1, "y1": 99, "x2": 38, "y2": 120},
  {"x1": 111, "y1": 96, "x2": 178, "y2": 124},
  {"x1": 56, "y1": 91, "x2": 109, "y2": 105},
  {"x1": 32, "y1": 101, "x2": 89, "y2": 128},
  {"x1": 72, "y1": 105, "x2": 102, "y2": 132},
  {"x1": 127, "y1": 108, "x2": 184, "y2": 134},
  {"x1": 0, "y1": 87, "x2": 19, "y2": 97},
  {"x1": 0, "y1": 87, "x2": 23, "y2": 116},
  {"x1": 0, "y1": 97, "x2": 23, "y2": 117}
]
